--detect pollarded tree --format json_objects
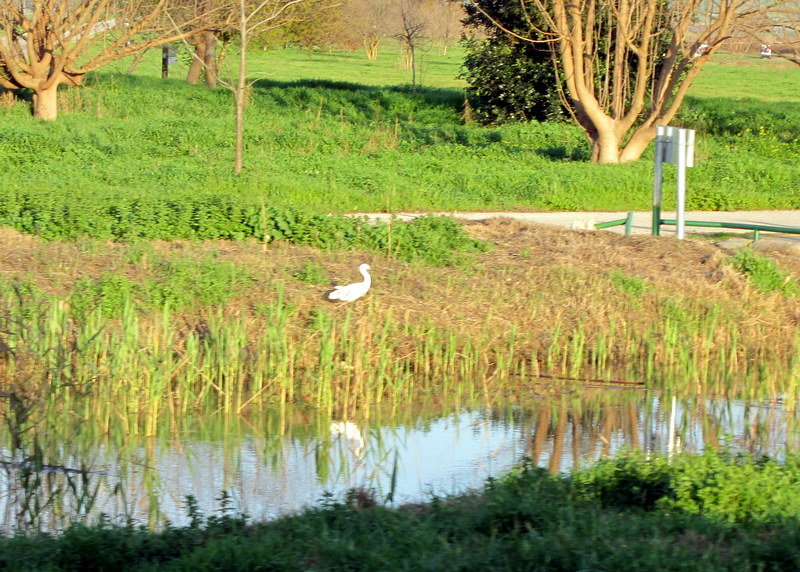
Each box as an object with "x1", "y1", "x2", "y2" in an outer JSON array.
[
  {"x1": 186, "y1": 0, "x2": 235, "y2": 88},
  {"x1": 0, "y1": 0, "x2": 213, "y2": 120},
  {"x1": 469, "y1": 0, "x2": 796, "y2": 163}
]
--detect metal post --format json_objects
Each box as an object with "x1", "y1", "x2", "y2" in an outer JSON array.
[
  {"x1": 676, "y1": 130, "x2": 687, "y2": 240},
  {"x1": 162, "y1": 45, "x2": 169, "y2": 79},
  {"x1": 652, "y1": 127, "x2": 665, "y2": 236}
]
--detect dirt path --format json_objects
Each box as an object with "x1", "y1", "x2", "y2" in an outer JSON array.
[{"x1": 355, "y1": 210, "x2": 800, "y2": 236}]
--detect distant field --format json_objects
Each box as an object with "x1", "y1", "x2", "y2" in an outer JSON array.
[
  {"x1": 1, "y1": 41, "x2": 798, "y2": 237},
  {"x1": 119, "y1": 42, "x2": 800, "y2": 100},
  {"x1": 688, "y1": 52, "x2": 800, "y2": 102},
  {"x1": 109, "y1": 41, "x2": 468, "y2": 89}
]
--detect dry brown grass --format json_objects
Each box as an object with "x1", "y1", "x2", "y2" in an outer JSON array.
[{"x1": 1, "y1": 220, "x2": 798, "y2": 407}]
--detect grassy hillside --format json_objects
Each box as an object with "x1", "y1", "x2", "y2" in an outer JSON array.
[{"x1": 0, "y1": 42, "x2": 798, "y2": 230}]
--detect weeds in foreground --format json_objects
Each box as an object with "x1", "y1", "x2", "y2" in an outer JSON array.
[
  {"x1": 728, "y1": 248, "x2": 800, "y2": 296},
  {"x1": 2, "y1": 453, "x2": 800, "y2": 569}
]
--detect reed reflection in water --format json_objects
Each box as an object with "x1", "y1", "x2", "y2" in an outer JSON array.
[{"x1": 0, "y1": 388, "x2": 798, "y2": 534}]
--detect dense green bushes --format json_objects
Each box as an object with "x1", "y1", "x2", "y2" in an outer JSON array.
[
  {"x1": 0, "y1": 186, "x2": 486, "y2": 266},
  {"x1": 2, "y1": 452, "x2": 800, "y2": 570}
]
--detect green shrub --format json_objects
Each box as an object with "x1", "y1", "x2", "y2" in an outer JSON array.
[
  {"x1": 143, "y1": 258, "x2": 256, "y2": 310},
  {"x1": 728, "y1": 248, "x2": 799, "y2": 296},
  {"x1": 69, "y1": 258, "x2": 257, "y2": 317},
  {"x1": 609, "y1": 270, "x2": 650, "y2": 299},
  {"x1": 292, "y1": 260, "x2": 330, "y2": 285},
  {"x1": 71, "y1": 274, "x2": 136, "y2": 318}
]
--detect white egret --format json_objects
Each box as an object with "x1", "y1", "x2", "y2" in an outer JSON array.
[
  {"x1": 327, "y1": 264, "x2": 371, "y2": 302},
  {"x1": 330, "y1": 421, "x2": 365, "y2": 457}
]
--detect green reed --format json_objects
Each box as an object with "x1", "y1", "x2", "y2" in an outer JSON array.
[{"x1": 0, "y1": 277, "x2": 798, "y2": 436}]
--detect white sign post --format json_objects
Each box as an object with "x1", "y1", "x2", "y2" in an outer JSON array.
[{"x1": 652, "y1": 126, "x2": 695, "y2": 239}]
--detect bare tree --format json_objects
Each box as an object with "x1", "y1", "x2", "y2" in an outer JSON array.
[
  {"x1": 343, "y1": 0, "x2": 392, "y2": 60},
  {"x1": 0, "y1": 0, "x2": 211, "y2": 120},
  {"x1": 185, "y1": 1, "x2": 234, "y2": 88},
  {"x1": 394, "y1": 0, "x2": 426, "y2": 85},
  {"x1": 222, "y1": 0, "x2": 313, "y2": 173},
  {"x1": 744, "y1": 7, "x2": 800, "y2": 64},
  {"x1": 426, "y1": 0, "x2": 464, "y2": 55},
  {"x1": 471, "y1": 0, "x2": 797, "y2": 163}
]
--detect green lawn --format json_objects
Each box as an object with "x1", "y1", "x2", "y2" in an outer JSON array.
[{"x1": 0, "y1": 42, "x2": 798, "y2": 238}]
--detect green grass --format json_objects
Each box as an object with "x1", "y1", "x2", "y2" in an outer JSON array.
[
  {"x1": 2, "y1": 452, "x2": 800, "y2": 570},
  {"x1": 728, "y1": 248, "x2": 800, "y2": 296},
  {"x1": 687, "y1": 53, "x2": 800, "y2": 103},
  {"x1": 1, "y1": 43, "x2": 799, "y2": 224}
]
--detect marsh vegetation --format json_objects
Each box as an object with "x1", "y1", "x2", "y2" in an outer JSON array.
[{"x1": 0, "y1": 43, "x2": 798, "y2": 566}]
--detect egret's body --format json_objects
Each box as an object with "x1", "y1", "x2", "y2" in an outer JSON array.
[
  {"x1": 328, "y1": 264, "x2": 371, "y2": 302},
  {"x1": 330, "y1": 421, "x2": 365, "y2": 457}
]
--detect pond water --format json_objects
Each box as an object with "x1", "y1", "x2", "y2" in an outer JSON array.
[{"x1": 0, "y1": 387, "x2": 797, "y2": 534}]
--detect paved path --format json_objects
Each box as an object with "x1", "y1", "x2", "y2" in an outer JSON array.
[{"x1": 357, "y1": 210, "x2": 800, "y2": 237}]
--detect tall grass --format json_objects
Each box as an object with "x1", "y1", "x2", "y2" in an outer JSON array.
[{"x1": 1, "y1": 248, "x2": 797, "y2": 438}]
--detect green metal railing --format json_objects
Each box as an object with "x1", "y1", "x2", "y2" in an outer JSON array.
[
  {"x1": 593, "y1": 213, "x2": 800, "y2": 239},
  {"x1": 658, "y1": 219, "x2": 800, "y2": 240},
  {"x1": 595, "y1": 212, "x2": 634, "y2": 235}
]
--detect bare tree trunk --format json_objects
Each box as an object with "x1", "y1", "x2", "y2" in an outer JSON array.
[
  {"x1": 400, "y1": 44, "x2": 412, "y2": 69},
  {"x1": 409, "y1": 44, "x2": 416, "y2": 86},
  {"x1": 203, "y1": 31, "x2": 218, "y2": 88},
  {"x1": 33, "y1": 84, "x2": 61, "y2": 121},
  {"x1": 234, "y1": 27, "x2": 247, "y2": 174},
  {"x1": 187, "y1": 34, "x2": 206, "y2": 84},
  {"x1": 590, "y1": 128, "x2": 622, "y2": 164},
  {"x1": 363, "y1": 36, "x2": 380, "y2": 60},
  {"x1": 619, "y1": 126, "x2": 656, "y2": 163}
]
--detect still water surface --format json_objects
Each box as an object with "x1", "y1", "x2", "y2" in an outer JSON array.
[{"x1": 0, "y1": 388, "x2": 797, "y2": 533}]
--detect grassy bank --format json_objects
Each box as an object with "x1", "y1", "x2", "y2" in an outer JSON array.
[
  {"x1": 2, "y1": 452, "x2": 799, "y2": 570},
  {"x1": 0, "y1": 46, "x2": 799, "y2": 220},
  {"x1": 1, "y1": 220, "x2": 798, "y2": 440}
]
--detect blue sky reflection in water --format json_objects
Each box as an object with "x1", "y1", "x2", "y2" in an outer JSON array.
[{"x1": 0, "y1": 389, "x2": 798, "y2": 534}]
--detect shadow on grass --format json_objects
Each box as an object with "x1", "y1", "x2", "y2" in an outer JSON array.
[
  {"x1": 534, "y1": 145, "x2": 590, "y2": 162},
  {"x1": 253, "y1": 77, "x2": 465, "y2": 109}
]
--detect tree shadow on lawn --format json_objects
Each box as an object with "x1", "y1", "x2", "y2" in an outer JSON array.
[{"x1": 253, "y1": 77, "x2": 465, "y2": 114}]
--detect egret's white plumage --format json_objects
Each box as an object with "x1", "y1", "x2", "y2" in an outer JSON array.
[
  {"x1": 330, "y1": 421, "x2": 365, "y2": 457},
  {"x1": 327, "y1": 264, "x2": 371, "y2": 302}
]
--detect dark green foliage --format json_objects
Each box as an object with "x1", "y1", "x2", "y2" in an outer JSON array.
[
  {"x1": 292, "y1": 260, "x2": 330, "y2": 285},
  {"x1": 460, "y1": 0, "x2": 564, "y2": 124},
  {"x1": 461, "y1": 37, "x2": 563, "y2": 124},
  {"x1": 144, "y1": 258, "x2": 257, "y2": 309},
  {"x1": 70, "y1": 258, "x2": 257, "y2": 318},
  {"x1": 609, "y1": 269, "x2": 650, "y2": 299},
  {"x1": 71, "y1": 274, "x2": 136, "y2": 318},
  {"x1": 3, "y1": 453, "x2": 800, "y2": 570},
  {"x1": 0, "y1": 183, "x2": 487, "y2": 267},
  {"x1": 570, "y1": 454, "x2": 676, "y2": 510}
]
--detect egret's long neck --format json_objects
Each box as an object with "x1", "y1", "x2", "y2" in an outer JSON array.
[{"x1": 360, "y1": 268, "x2": 371, "y2": 285}]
